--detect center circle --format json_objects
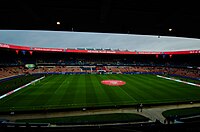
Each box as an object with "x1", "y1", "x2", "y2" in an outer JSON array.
[{"x1": 101, "y1": 80, "x2": 126, "y2": 86}]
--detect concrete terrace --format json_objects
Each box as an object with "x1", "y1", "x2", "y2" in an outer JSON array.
[{"x1": 1, "y1": 102, "x2": 200, "y2": 125}]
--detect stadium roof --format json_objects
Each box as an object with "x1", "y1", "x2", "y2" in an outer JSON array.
[
  {"x1": 0, "y1": 30, "x2": 200, "y2": 51},
  {"x1": 0, "y1": 1, "x2": 199, "y2": 51},
  {"x1": 0, "y1": 0, "x2": 200, "y2": 39}
]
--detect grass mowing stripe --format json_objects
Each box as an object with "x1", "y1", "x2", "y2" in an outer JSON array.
[
  {"x1": 134, "y1": 75, "x2": 180, "y2": 98},
  {"x1": 90, "y1": 75, "x2": 111, "y2": 106},
  {"x1": 118, "y1": 75, "x2": 155, "y2": 101},
  {"x1": 0, "y1": 75, "x2": 55, "y2": 110},
  {"x1": 129, "y1": 75, "x2": 187, "y2": 103},
  {"x1": 134, "y1": 75, "x2": 200, "y2": 103},
  {"x1": 142, "y1": 75, "x2": 188, "y2": 101},
  {"x1": 95, "y1": 75, "x2": 120, "y2": 106},
  {"x1": 100, "y1": 74, "x2": 134, "y2": 105},
  {"x1": 29, "y1": 75, "x2": 63, "y2": 106},
  {"x1": 72, "y1": 75, "x2": 86, "y2": 106},
  {"x1": 108, "y1": 75, "x2": 138, "y2": 103},
  {"x1": 0, "y1": 75, "x2": 52, "y2": 106},
  {"x1": 118, "y1": 75, "x2": 185, "y2": 103},
  {"x1": 132, "y1": 74, "x2": 182, "y2": 98},
  {"x1": 45, "y1": 75, "x2": 72, "y2": 105},
  {"x1": 95, "y1": 75, "x2": 113, "y2": 105},
  {"x1": 151, "y1": 76, "x2": 193, "y2": 98},
  {"x1": 154, "y1": 75, "x2": 200, "y2": 101},
  {"x1": 1, "y1": 74, "x2": 200, "y2": 112},
  {"x1": 118, "y1": 75, "x2": 163, "y2": 103},
  {"x1": 85, "y1": 75, "x2": 98, "y2": 106},
  {"x1": 60, "y1": 75, "x2": 80, "y2": 107},
  {"x1": 57, "y1": 75, "x2": 75, "y2": 106},
  {"x1": 102, "y1": 75, "x2": 127, "y2": 103}
]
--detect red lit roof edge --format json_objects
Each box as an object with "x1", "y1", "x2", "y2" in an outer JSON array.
[{"x1": 0, "y1": 43, "x2": 199, "y2": 55}]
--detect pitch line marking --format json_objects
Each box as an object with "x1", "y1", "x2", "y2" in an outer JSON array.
[
  {"x1": 118, "y1": 87, "x2": 138, "y2": 103},
  {"x1": 0, "y1": 76, "x2": 45, "y2": 100},
  {"x1": 157, "y1": 75, "x2": 200, "y2": 87}
]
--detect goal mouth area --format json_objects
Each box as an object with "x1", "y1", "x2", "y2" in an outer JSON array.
[{"x1": 101, "y1": 80, "x2": 126, "y2": 86}]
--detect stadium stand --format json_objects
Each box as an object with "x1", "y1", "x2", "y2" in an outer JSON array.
[{"x1": 0, "y1": 45, "x2": 199, "y2": 79}]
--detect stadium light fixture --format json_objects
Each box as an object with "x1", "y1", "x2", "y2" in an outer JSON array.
[{"x1": 57, "y1": 21, "x2": 60, "y2": 25}]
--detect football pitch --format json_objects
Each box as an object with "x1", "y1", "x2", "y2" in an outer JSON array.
[{"x1": 1, "y1": 74, "x2": 200, "y2": 112}]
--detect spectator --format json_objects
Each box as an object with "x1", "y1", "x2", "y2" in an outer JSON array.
[
  {"x1": 136, "y1": 104, "x2": 139, "y2": 112},
  {"x1": 140, "y1": 103, "x2": 143, "y2": 112}
]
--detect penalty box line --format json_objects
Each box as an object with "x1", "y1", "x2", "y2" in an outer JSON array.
[{"x1": 157, "y1": 75, "x2": 200, "y2": 87}]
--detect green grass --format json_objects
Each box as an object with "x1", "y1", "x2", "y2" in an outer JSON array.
[
  {"x1": 165, "y1": 75, "x2": 200, "y2": 84},
  {"x1": 16, "y1": 113, "x2": 150, "y2": 124},
  {"x1": 0, "y1": 74, "x2": 43, "y2": 96},
  {"x1": 1, "y1": 74, "x2": 200, "y2": 112},
  {"x1": 162, "y1": 107, "x2": 200, "y2": 118}
]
